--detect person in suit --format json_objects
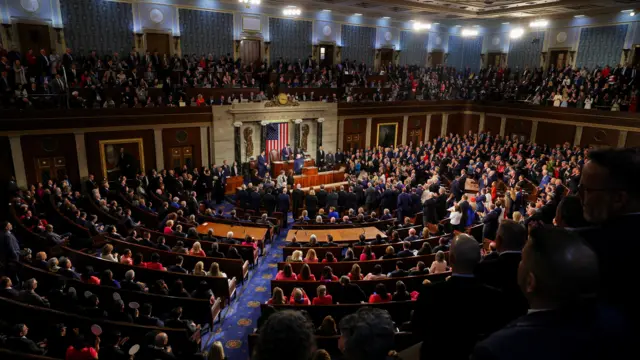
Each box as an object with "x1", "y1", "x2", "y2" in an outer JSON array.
[
  {"x1": 325, "y1": 152, "x2": 335, "y2": 168},
  {"x1": 305, "y1": 189, "x2": 319, "y2": 219},
  {"x1": 18, "y1": 278, "x2": 49, "y2": 308},
  {"x1": 294, "y1": 154, "x2": 305, "y2": 175},
  {"x1": 167, "y1": 256, "x2": 189, "y2": 274},
  {"x1": 43, "y1": 224, "x2": 69, "y2": 246},
  {"x1": 0, "y1": 276, "x2": 19, "y2": 299},
  {"x1": 263, "y1": 188, "x2": 277, "y2": 216},
  {"x1": 364, "y1": 185, "x2": 377, "y2": 212},
  {"x1": 335, "y1": 276, "x2": 367, "y2": 304},
  {"x1": 345, "y1": 187, "x2": 358, "y2": 213},
  {"x1": 250, "y1": 188, "x2": 261, "y2": 213},
  {"x1": 327, "y1": 188, "x2": 339, "y2": 210},
  {"x1": 389, "y1": 260, "x2": 409, "y2": 278},
  {"x1": 316, "y1": 185, "x2": 328, "y2": 210},
  {"x1": 397, "y1": 241, "x2": 414, "y2": 258},
  {"x1": 282, "y1": 144, "x2": 292, "y2": 160},
  {"x1": 5, "y1": 324, "x2": 45, "y2": 355},
  {"x1": 481, "y1": 203, "x2": 500, "y2": 240},
  {"x1": 422, "y1": 192, "x2": 439, "y2": 226},
  {"x1": 258, "y1": 151, "x2": 268, "y2": 177},
  {"x1": 475, "y1": 220, "x2": 529, "y2": 321},
  {"x1": 471, "y1": 226, "x2": 626, "y2": 360},
  {"x1": 277, "y1": 187, "x2": 291, "y2": 216},
  {"x1": 85, "y1": 174, "x2": 97, "y2": 192},
  {"x1": 136, "y1": 303, "x2": 164, "y2": 327},
  {"x1": 0, "y1": 222, "x2": 20, "y2": 266},
  {"x1": 292, "y1": 184, "x2": 305, "y2": 218},
  {"x1": 316, "y1": 146, "x2": 326, "y2": 168},
  {"x1": 412, "y1": 234, "x2": 509, "y2": 360},
  {"x1": 396, "y1": 187, "x2": 412, "y2": 223},
  {"x1": 404, "y1": 228, "x2": 419, "y2": 242}
]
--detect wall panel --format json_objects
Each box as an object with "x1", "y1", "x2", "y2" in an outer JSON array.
[
  {"x1": 508, "y1": 31, "x2": 545, "y2": 70},
  {"x1": 341, "y1": 25, "x2": 376, "y2": 68},
  {"x1": 60, "y1": 0, "x2": 133, "y2": 55},
  {"x1": 484, "y1": 115, "x2": 502, "y2": 135},
  {"x1": 343, "y1": 118, "x2": 367, "y2": 151},
  {"x1": 504, "y1": 118, "x2": 533, "y2": 141},
  {"x1": 400, "y1": 31, "x2": 428, "y2": 66},
  {"x1": 179, "y1": 9, "x2": 233, "y2": 57},
  {"x1": 429, "y1": 114, "x2": 443, "y2": 141},
  {"x1": 575, "y1": 25, "x2": 628, "y2": 69},
  {"x1": 581, "y1": 127, "x2": 620, "y2": 148},
  {"x1": 85, "y1": 130, "x2": 156, "y2": 180},
  {"x1": 535, "y1": 122, "x2": 575, "y2": 147},
  {"x1": 269, "y1": 18, "x2": 312, "y2": 65},
  {"x1": 21, "y1": 134, "x2": 79, "y2": 187},
  {"x1": 162, "y1": 127, "x2": 202, "y2": 171}
]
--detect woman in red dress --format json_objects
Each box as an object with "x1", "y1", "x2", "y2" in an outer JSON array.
[{"x1": 630, "y1": 93, "x2": 637, "y2": 113}]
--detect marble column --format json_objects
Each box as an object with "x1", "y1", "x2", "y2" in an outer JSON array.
[
  {"x1": 573, "y1": 126, "x2": 583, "y2": 147},
  {"x1": 401, "y1": 116, "x2": 409, "y2": 145},
  {"x1": 9, "y1": 136, "x2": 27, "y2": 188},
  {"x1": 74, "y1": 132, "x2": 89, "y2": 181},
  {"x1": 478, "y1": 113, "x2": 485, "y2": 133},
  {"x1": 499, "y1": 116, "x2": 507, "y2": 137},
  {"x1": 425, "y1": 114, "x2": 431, "y2": 144},
  {"x1": 294, "y1": 119, "x2": 302, "y2": 154},
  {"x1": 338, "y1": 119, "x2": 344, "y2": 150},
  {"x1": 618, "y1": 131, "x2": 628, "y2": 148},
  {"x1": 441, "y1": 113, "x2": 448, "y2": 137},
  {"x1": 153, "y1": 129, "x2": 164, "y2": 171},
  {"x1": 260, "y1": 122, "x2": 267, "y2": 154},
  {"x1": 233, "y1": 122, "x2": 242, "y2": 166},
  {"x1": 317, "y1": 118, "x2": 324, "y2": 147},
  {"x1": 200, "y1": 126, "x2": 210, "y2": 168},
  {"x1": 365, "y1": 118, "x2": 373, "y2": 148},
  {"x1": 530, "y1": 120, "x2": 539, "y2": 144}
]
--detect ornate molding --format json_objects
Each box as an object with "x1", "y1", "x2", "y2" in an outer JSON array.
[
  {"x1": 317, "y1": 117, "x2": 325, "y2": 123},
  {"x1": 233, "y1": 121, "x2": 243, "y2": 128}
]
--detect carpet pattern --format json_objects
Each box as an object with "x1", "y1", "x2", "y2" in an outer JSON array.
[{"x1": 201, "y1": 201, "x2": 289, "y2": 359}]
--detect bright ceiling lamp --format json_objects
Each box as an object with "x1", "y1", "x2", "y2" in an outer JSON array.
[
  {"x1": 239, "y1": 0, "x2": 260, "y2": 7},
  {"x1": 510, "y1": 27, "x2": 524, "y2": 39},
  {"x1": 461, "y1": 28, "x2": 479, "y2": 37},
  {"x1": 283, "y1": 7, "x2": 301, "y2": 16},
  {"x1": 530, "y1": 19, "x2": 548, "y2": 28},
  {"x1": 413, "y1": 22, "x2": 431, "y2": 31}
]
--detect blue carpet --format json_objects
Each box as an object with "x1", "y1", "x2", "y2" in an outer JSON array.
[{"x1": 201, "y1": 202, "x2": 290, "y2": 359}]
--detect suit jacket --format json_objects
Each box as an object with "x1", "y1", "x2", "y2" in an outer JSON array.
[
  {"x1": 18, "y1": 290, "x2": 50, "y2": 308},
  {"x1": 412, "y1": 276, "x2": 509, "y2": 360},
  {"x1": 482, "y1": 209, "x2": 500, "y2": 240},
  {"x1": 6, "y1": 336, "x2": 45, "y2": 355},
  {"x1": 472, "y1": 301, "x2": 628, "y2": 360},
  {"x1": 0, "y1": 287, "x2": 19, "y2": 299},
  {"x1": 316, "y1": 150, "x2": 326, "y2": 165},
  {"x1": 423, "y1": 198, "x2": 438, "y2": 224},
  {"x1": 335, "y1": 283, "x2": 367, "y2": 304},
  {"x1": 327, "y1": 192, "x2": 339, "y2": 208},
  {"x1": 475, "y1": 252, "x2": 528, "y2": 320},
  {"x1": 317, "y1": 190, "x2": 328, "y2": 208},
  {"x1": 277, "y1": 193, "x2": 290, "y2": 213}
]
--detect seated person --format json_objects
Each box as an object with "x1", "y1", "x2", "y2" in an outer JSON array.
[
  {"x1": 312, "y1": 285, "x2": 333, "y2": 305},
  {"x1": 321, "y1": 252, "x2": 338, "y2": 263},
  {"x1": 369, "y1": 283, "x2": 392, "y2": 303},
  {"x1": 275, "y1": 263, "x2": 298, "y2": 281},
  {"x1": 289, "y1": 288, "x2": 310, "y2": 305},
  {"x1": 267, "y1": 287, "x2": 287, "y2": 305},
  {"x1": 319, "y1": 266, "x2": 339, "y2": 282}
]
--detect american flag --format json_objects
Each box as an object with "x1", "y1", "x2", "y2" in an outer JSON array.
[{"x1": 266, "y1": 122, "x2": 288, "y2": 164}]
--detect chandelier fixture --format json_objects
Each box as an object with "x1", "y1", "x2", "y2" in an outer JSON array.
[
  {"x1": 283, "y1": 7, "x2": 302, "y2": 16},
  {"x1": 239, "y1": 0, "x2": 260, "y2": 9}
]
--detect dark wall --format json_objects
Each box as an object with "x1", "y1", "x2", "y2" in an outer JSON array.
[
  {"x1": 371, "y1": 117, "x2": 404, "y2": 148},
  {"x1": 0, "y1": 137, "x2": 15, "y2": 184},
  {"x1": 484, "y1": 115, "x2": 502, "y2": 135},
  {"x1": 581, "y1": 127, "x2": 620, "y2": 148},
  {"x1": 407, "y1": 115, "x2": 427, "y2": 146},
  {"x1": 536, "y1": 122, "x2": 576, "y2": 148},
  {"x1": 85, "y1": 130, "x2": 156, "y2": 179},
  {"x1": 505, "y1": 118, "x2": 533, "y2": 141},
  {"x1": 447, "y1": 113, "x2": 480, "y2": 136},
  {"x1": 626, "y1": 131, "x2": 640, "y2": 148},
  {"x1": 429, "y1": 114, "x2": 442, "y2": 142},
  {"x1": 21, "y1": 134, "x2": 80, "y2": 187},
  {"x1": 162, "y1": 127, "x2": 202, "y2": 171}
]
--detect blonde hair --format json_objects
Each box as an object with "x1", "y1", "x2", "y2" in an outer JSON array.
[
  {"x1": 435, "y1": 251, "x2": 445, "y2": 262},
  {"x1": 271, "y1": 287, "x2": 285, "y2": 305},
  {"x1": 512, "y1": 211, "x2": 523, "y2": 222},
  {"x1": 305, "y1": 249, "x2": 317, "y2": 261},
  {"x1": 192, "y1": 241, "x2": 202, "y2": 252},
  {"x1": 207, "y1": 262, "x2": 222, "y2": 277},
  {"x1": 193, "y1": 261, "x2": 205, "y2": 275},
  {"x1": 166, "y1": 220, "x2": 174, "y2": 227},
  {"x1": 102, "y1": 244, "x2": 113, "y2": 255},
  {"x1": 291, "y1": 250, "x2": 303, "y2": 261},
  {"x1": 208, "y1": 341, "x2": 225, "y2": 360},
  {"x1": 350, "y1": 264, "x2": 361, "y2": 279}
]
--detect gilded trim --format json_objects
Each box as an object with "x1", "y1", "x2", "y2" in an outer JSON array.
[{"x1": 99, "y1": 138, "x2": 145, "y2": 180}]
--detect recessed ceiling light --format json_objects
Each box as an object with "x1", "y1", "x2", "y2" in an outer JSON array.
[
  {"x1": 502, "y1": 22, "x2": 510, "y2": 25},
  {"x1": 433, "y1": 22, "x2": 439, "y2": 25},
  {"x1": 322, "y1": 9, "x2": 331, "y2": 12},
  {"x1": 574, "y1": 14, "x2": 585, "y2": 18},
  {"x1": 354, "y1": 13, "x2": 362, "y2": 16},
  {"x1": 621, "y1": 9, "x2": 633, "y2": 13},
  {"x1": 455, "y1": 25, "x2": 462, "y2": 27},
  {"x1": 382, "y1": 16, "x2": 390, "y2": 19},
  {"x1": 473, "y1": 24, "x2": 480, "y2": 27},
  {"x1": 409, "y1": 19, "x2": 416, "y2": 22}
]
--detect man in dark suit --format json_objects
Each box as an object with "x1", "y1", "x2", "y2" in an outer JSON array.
[
  {"x1": 292, "y1": 184, "x2": 304, "y2": 218},
  {"x1": 5, "y1": 324, "x2": 45, "y2": 355},
  {"x1": 237, "y1": 185, "x2": 249, "y2": 210},
  {"x1": 475, "y1": 220, "x2": 528, "y2": 321},
  {"x1": 316, "y1": 146, "x2": 326, "y2": 168},
  {"x1": 282, "y1": 144, "x2": 292, "y2": 160},
  {"x1": 258, "y1": 151, "x2": 268, "y2": 177},
  {"x1": 277, "y1": 188, "x2": 291, "y2": 216},
  {"x1": 0, "y1": 276, "x2": 19, "y2": 299},
  {"x1": 481, "y1": 203, "x2": 500, "y2": 240},
  {"x1": 85, "y1": 174, "x2": 97, "y2": 193},
  {"x1": 119, "y1": 209, "x2": 139, "y2": 232},
  {"x1": 316, "y1": 184, "x2": 328, "y2": 210},
  {"x1": 389, "y1": 261, "x2": 409, "y2": 278},
  {"x1": 335, "y1": 276, "x2": 367, "y2": 304},
  {"x1": 0, "y1": 222, "x2": 20, "y2": 266},
  {"x1": 396, "y1": 187, "x2": 412, "y2": 223},
  {"x1": 263, "y1": 188, "x2": 276, "y2": 216},
  {"x1": 37, "y1": 48, "x2": 50, "y2": 78},
  {"x1": 472, "y1": 227, "x2": 625, "y2": 360},
  {"x1": 136, "y1": 303, "x2": 164, "y2": 327},
  {"x1": 293, "y1": 154, "x2": 304, "y2": 175},
  {"x1": 250, "y1": 188, "x2": 261, "y2": 213},
  {"x1": 207, "y1": 243, "x2": 225, "y2": 259},
  {"x1": 18, "y1": 278, "x2": 50, "y2": 308},
  {"x1": 337, "y1": 186, "x2": 348, "y2": 212},
  {"x1": 422, "y1": 192, "x2": 438, "y2": 226},
  {"x1": 412, "y1": 234, "x2": 509, "y2": 360},
  {"x1": 327, "y1": 188, "x2": 339, "y2": 210},
  {"x1": 397, "y1": 241, "x2": 414, "y2": 258},
  {"x1": 167, "y1": 256, "x2": 189, "y2": 273},
  {"x1": 403, "y1": 228, "x2": 419, "y2": 242},
  {"x1": 346, "y1": 187, "x2": 358, "y2": 213}
]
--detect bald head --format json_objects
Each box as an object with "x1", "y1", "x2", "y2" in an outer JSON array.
[
  {"x1": 155, "y1": 332, "x2": 169, "y2": 347},
  {"x1": 518, "y1": 226, "x2": 598, "y2": 309},
  {"x1": 451, "y1": 234, "x2": 481, "y2": 274}
]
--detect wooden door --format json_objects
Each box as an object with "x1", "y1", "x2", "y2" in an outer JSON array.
[
  {"x1": 345, "y1": 133, "x2": 364, "y2": 151},
  {"x1": 488, "y1": 53, "x2": 501, "y2": 67},
  {"x1": 632, "y1": 46, "x2": 640, "y2": 66},
  {"x1": 145, "y1": 33, "x2": 171, "y2": 56},
  {"x1": 431, "y1": 51, "x2": 444, "y2": 67},
  {"x1": 380, "y1": 49, "x2": 393, "y2": 68},
  {"x1": 169, "y1": 146, "x2": 193, "y2": 171},
  {"x1": 240, "y1": 39, "x2": 261, "y2": 67},
  {"x1": 34, "y1": 157, "x2": 67, "y2": 184},
  {"x1": 408, "y1": 129, "x2": 423, "y2": 147},
  {"x1": 320, "y1": 45, "x2": 334, "y2": 67},
  {"x1": 17, "y1": 23, "x2": 51, "y2": 55},
  {"x1": 550, "y1": 50, "x2": 568, "y2": 69}
]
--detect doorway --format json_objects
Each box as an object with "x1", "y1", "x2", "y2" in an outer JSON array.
[
  {"x1": 632, "y1": 45, "x2": 640, "y2": 67},
  {"x1": 169, "y1": 146, "x2": 193, "y2": 171},
  {"x1": 345, "y1": 133, "x2": 364, "y2": 151},
  {"x1": 380, "y1": 48, "x2": 393, "y2": 68},
  {"x1": 487, "y1": 52, "x2": 502, "y2": 68},
  {"x1": 17, "y1": 23, "x2": 51, "y2": 55},
  {"x1": 431, "y1": 51, "x2": 444, "y2": 67},
  {"x1": 34, "y1": 157, "x2": 67, "y2": 184},
  {"x1": 145, "y1": 33, "x2": 171, "y2": 56},
  {"x1": 240, "y1": 39, "x2": 261, "y2": 67},
  {"x1": 320, "y1": 45, "x2": 334, "y2": 67},
  {"x1": 549, "y1": 50, "x2": 568, "y2": 70},
  {"x1": 408, "y1": 129, "x2": 423, "y2": 147}
]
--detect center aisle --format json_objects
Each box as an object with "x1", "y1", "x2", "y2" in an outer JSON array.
[{"x1": 201, "y1": 203, "x2": 288, "y2": 359}]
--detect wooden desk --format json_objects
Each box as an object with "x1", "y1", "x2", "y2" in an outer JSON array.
[
  {"x1": 225, "y1": 176, "x2": 244, "y2": 195},
  {"x1": 285, "y1": 227, "x2": 387, "y2": 243},
  {"x1": 302, "y1": 167, "x2": 318, "y2": 176},
  {"x1": 293, "y1": 170, "x2": 345, "y2": 188},
  {"x1": 272, "y1": 159, "x2": 314, "y2": 175},
  {"x1": 196, "y1": 222, "x2": 268, "y2": 241}
]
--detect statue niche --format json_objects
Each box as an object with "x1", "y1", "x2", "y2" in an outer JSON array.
[
  {"x1": 243, "y1": 127, "x2": 254, "y2": 160},
  {"x1": 301, "y1": 124, "x2": 310, "y2": 151}
]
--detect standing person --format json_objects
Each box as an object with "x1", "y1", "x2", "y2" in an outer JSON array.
[
  {"x1": 292, "y1": 184, "x2": 304, "y2": 219},
  {"x1": 258, "y1": 151, "x2": 268, "y2": 178},
  {"x1": 253, "y1": 310, "x2": 316, "y2": 360}
]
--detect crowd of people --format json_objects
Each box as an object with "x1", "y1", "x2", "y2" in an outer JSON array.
[
  {"x1": 0, "y1": 100, "x2": 638, "y2": 360},
  {"x1": 2, "y1": 46, "x2": 638, "y2": 111}
]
